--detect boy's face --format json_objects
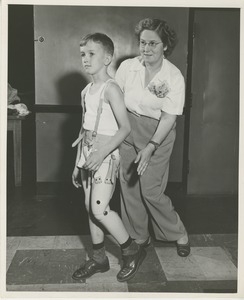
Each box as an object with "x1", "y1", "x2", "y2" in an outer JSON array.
[{"x1": 80, "y1": 41, "x2": 111, "y2": 75}]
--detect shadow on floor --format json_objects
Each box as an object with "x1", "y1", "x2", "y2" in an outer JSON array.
[{"x1": 7, "y1": 180, "x2": 238, "y2": 237}]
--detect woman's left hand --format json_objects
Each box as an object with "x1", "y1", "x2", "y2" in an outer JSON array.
[
  {"x1": 135, "y1": 144, "x2": 155, "y2": 176},
  {"x1": 83, "y1": 150, "x2": 105, "y2": 172}
]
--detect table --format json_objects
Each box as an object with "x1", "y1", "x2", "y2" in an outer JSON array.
[{"x1": 7, "y1": 115, "x2": 25, "y2": 186}]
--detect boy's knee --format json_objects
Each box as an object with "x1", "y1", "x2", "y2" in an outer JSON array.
[
  {"x1": 93, "y1": 209, "x2": 110, "y2": 222},
  {"x1": 92, "y1": 200, "x2": 111, "y2": 222}
]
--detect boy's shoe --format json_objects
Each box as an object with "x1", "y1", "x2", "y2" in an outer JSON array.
[
  {"x1": 138, "y1": 236, "x2": 151, "y2": 248},
  {"x1": 72, "y1": 257, "x2": 110, "y2": 281},
  {"x1": 117, "y1": 247, "x2": 146, "y2": 282}
]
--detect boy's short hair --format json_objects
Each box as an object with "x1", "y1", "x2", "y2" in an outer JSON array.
[{"x1": 80, "y1": 33, "x2": 114, "y2": 56}]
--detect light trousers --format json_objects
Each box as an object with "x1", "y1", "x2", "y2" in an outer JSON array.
[{"x1": 119, "y1": 112, "x2": 187, "y2": 243}]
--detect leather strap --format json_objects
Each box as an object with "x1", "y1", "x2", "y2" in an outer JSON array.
[
  {"x1": 92, "y1": 78, "x2": 114, "y2": 137},
  {"x1": 72, "y1": 79, "x2": 114, "y2": 147}
]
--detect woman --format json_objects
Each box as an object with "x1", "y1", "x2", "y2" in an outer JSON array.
[{"x1": 115, "y1": 18, "x2": 190, "y2": 257}]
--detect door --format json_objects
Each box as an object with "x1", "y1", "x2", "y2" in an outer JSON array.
[{"x1": 188, "y1": 9, "x2": 239, "y2": 194}]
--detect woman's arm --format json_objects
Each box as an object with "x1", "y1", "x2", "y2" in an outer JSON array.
[
  {"x1": 136, "y1": 111, "x2": 176, "y2": 175},
  {"x1": 149, "y1": 111, "x2": 176, "y2": 144},
  {"x1": 83, "y1": 82, "x2": 131, "y2": 171}
]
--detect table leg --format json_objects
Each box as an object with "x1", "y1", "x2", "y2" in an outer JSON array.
[{"x1": 13, "y1": 121, "x2": 22, "y2": 186}]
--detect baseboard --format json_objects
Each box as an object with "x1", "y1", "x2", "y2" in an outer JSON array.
[
  {"x1": 35, "y1": 181, "x2": 184, "y2": 196},
  {"x1": 36, "y1": 182, "x2": 73, "y2": 195}
]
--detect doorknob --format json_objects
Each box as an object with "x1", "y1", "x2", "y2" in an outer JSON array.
[{"x1": 34, "y1": 36, "x2": 45, "y2": 43}]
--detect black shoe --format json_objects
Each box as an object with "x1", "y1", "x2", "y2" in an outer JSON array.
[
  {"x1": 72, "y1": 257, "x2": 110, "y2": 281},
  {"x1": 117, "y1": 247, "x2": 146, "y2": 282},
  {"x1": 138, "y1": 237, "x2": 151, "y2": 248},
  {"x1": 176, "y1": 241, "x2": 191, "y2": 257}
]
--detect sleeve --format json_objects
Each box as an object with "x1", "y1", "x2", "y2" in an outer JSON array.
[
  {"x1": 161, "y1": 71, "x2": 185, "y2": 115},
  {"x1": 115, "y1": 60, "x2": 128, "y2": 92}
]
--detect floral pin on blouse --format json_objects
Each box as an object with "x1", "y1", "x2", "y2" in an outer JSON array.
[{"x1": 148, "y1": 80, "x2": 171, "y2": 98}]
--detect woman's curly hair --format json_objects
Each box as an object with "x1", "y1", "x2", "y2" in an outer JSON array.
[{"x1": 135, "y1": 18, "x2": 178, "y2": 57}]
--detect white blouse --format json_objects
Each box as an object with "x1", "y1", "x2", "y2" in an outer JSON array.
[{"x1": 115, "y1": 56, "x2": 185, "y2": 120}]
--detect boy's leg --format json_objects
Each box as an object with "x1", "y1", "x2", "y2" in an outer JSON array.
[
  {"x1": 90, "y1": 159, "x2": 146, "y2": 282},
  {"x1": 72, "y1": 169, "x2": 109, "y2": 281},
  {"x1": 73, "y1": 155, "x2": 146, "y2": 282},
  {"x1": 90, "y1": 161, "x2": 129, "y2": 244},
  {"x1": 80, "y1": 169, "x2": 105, "y2": 245}
]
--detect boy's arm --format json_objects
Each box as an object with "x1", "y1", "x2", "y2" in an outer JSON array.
[
  {"x1": 83, "y1": 82, "x2": 130, "y2": 171},
  {"x1": 101, "y1": 81, "x2": 131, "y2": 156},
  {"x1": 72, "y1": 84, "x2": 89, "y2": 160},
  {"x1": 74, "y1": 143, "x2": 81, "y2": 166},
  {"x1": 71, "y1": 85, "x2": 88, "y2": 188},
  {"x1": 72, "y1": 144, "x2": 82, "y2": 188}
]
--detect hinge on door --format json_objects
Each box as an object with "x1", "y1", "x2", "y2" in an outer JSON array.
[
  {"x1": 189, "y1": 92, "x2": 193, "y2": 108},
  {"x1": 183, "y1": 92, "x2": 192, "y2": 115},
  {"x1": 192, "y1": 22, "x2": 196, "y2": 39}
]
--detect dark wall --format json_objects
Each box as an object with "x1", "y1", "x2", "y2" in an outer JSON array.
[
  {"x1": 8, "y1": 5, "x2": 239, "y2": 195},
  {"x1": 33, "y1": 6, "x2": 189, "y2": 183},
  {"x1": 8, "y1": 5, "x2": 35, "y2": 94},
  {"x1": 34, "y1": 6, "x2": 189, "y2": 105}
]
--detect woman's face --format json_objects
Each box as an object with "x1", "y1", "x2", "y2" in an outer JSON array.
[{"x1": 139, "y1": 30, "x2": 166, "y2": 65}]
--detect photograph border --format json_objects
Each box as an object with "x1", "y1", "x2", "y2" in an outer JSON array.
[{"x1": 1, "y1": 0, "x2": 244, "y2": 299}]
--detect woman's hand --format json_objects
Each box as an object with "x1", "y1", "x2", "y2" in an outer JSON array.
[
  {"x1": 135, "y1": 143, "x2": 155, "y2": 176},
  {"x1": 83, "y1": 150, "x2": 106, "y2": 172},
  {"x1": 134, "y1": 112, "x2": 176, "y2": 176},
  {"x1": 72, "y1": 166, "x2": 81, "y2": 188}
]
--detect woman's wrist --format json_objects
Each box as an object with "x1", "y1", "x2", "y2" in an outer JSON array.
[
  {"x1": 147, "y1": 142, "x2": 156, "y2": 153},
  {"x1": 148, "y1": 140, "x2": 160, "y2": 152}
]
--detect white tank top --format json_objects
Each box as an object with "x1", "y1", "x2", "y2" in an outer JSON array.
[{"x1": 82, "y1": 80, "x2": 119, "y2": 136}]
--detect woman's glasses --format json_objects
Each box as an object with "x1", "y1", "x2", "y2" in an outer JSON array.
[{"x1": 139, "y1": 40, "x2": 163, "y2": 49}]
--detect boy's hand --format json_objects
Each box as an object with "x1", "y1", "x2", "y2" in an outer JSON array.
[
  {"x1": 72, "y1": 166, "x2": 81, "y2": 188},
  {"x1": 83, "y1": 150, "x2": 105, "y2": 172}
]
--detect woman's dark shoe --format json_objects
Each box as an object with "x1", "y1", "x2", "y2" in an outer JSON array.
[
  {"x1": 176, "y1": 241, "x2": 191, "y2": 257},
  {"x1": 72, "y1": 257, "x2": 110, "y2": 281},
  {"x1": 117, "y1": 247, "x2": 146, "y2": 282}
]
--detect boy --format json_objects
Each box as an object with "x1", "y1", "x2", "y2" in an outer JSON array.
[{"x1": 72, "y1": 33, "x2": 146, "y2": 282}]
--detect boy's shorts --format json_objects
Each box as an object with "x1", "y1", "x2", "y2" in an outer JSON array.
[{"x1": 77, "y1": 130, "x2": 120, "y2": 184}]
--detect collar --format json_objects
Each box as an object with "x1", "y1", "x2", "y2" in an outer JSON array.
[{"x1": 128, "y1": 56, "x2": 145, "y2": 71}]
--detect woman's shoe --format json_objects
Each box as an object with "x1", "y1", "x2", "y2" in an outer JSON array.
[
  {"x1": 117, "y1": 247, "x2": 146, "y2": 282},
  {"x1": 176, "y1": 241, "x2": 191, "y2": 257},
  {"x1": 72, "y1": 257, "x2": 110, "y2": 281}
]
